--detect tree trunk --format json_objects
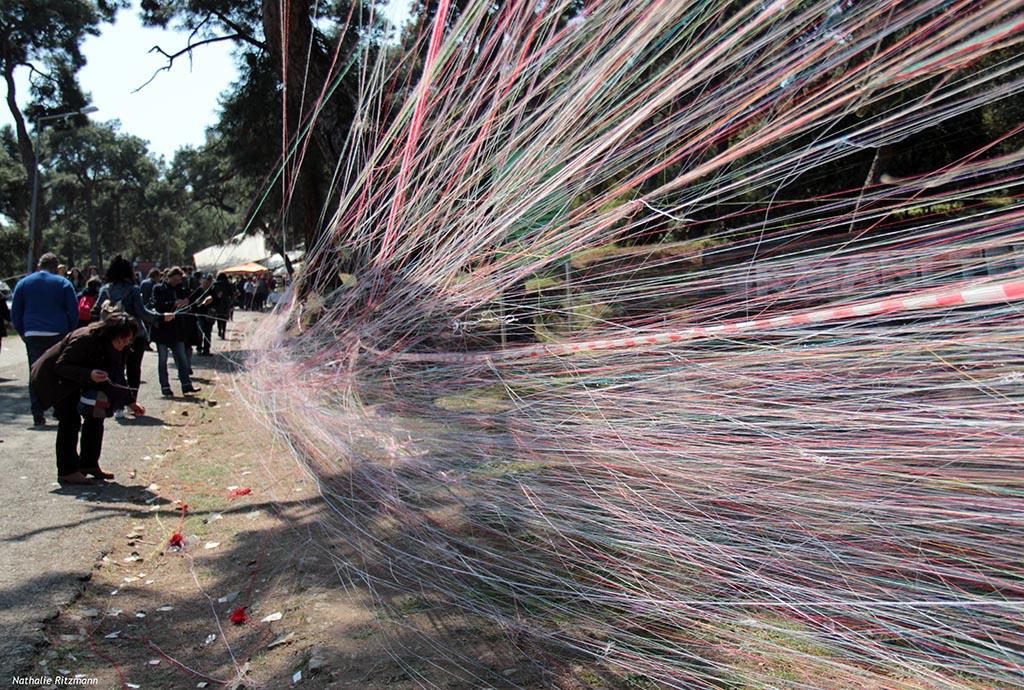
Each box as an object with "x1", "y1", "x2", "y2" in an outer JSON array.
[
  {"x1": 84, "y1": 183, "x2": 100, "y2": 269},
  {"x1": 261, "y1": 0, "x2": 352, "y2": 250},
  {"x1": 266, "y1": 230, "x2": 295, "y2": 277},
  {"x1": 2, "y1": 61, "x2": 43, "y2": 267},
  {"x1": 113, "y1": 191, "x2": 121, "y2": 263}
]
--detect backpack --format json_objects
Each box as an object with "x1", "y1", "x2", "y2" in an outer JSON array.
[
  {"x1": 78, "y1": 294, "x2": 97, "y2": 322},
  {"x1": 92, "y1": 285, "x2": 128, "y2": 322},
  {"x1": 98, "y1": 298, "x2": 128, "y2": 321}
]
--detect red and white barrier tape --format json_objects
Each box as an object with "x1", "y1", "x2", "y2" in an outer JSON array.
[{"x1": 391, "y1": 277, "x2": 1024, "y2": 364}]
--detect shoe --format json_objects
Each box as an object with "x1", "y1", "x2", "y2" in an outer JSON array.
[
  {"x1": 58, "y1": 472, "x2": 93, "y2": 485},
  {"x1": 82, "y1": 468, "x2": 115, "y2": 480},
  {"x1": 113, "y1": 408, "x2": 126, "y2": 420},
  {"x1": 182, "y1": 385, "x2": 202, "y2": 394},
  {"x1": 32, "y1": 415, "x2": 47, "y2": 427},
  {"x1": 161, "y1": 387, "x2": 174, "y2": 397}
]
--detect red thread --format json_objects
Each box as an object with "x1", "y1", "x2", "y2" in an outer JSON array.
[{"x1": 230, "y1": 607, "x2": 249, "y2": 625}]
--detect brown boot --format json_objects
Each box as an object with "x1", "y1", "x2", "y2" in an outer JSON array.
[
  {"x1": 58, "y1": 472, "x2": 94, "y2": 485},
  {"x1": 83, "y1": 468, "x2": 115, "y2": 480}
]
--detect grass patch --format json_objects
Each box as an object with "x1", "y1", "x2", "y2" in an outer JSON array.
[
  {"x1": 470, "y1": 460, "x2": 546, "y2": 478},
  {"x1": 435, "y1": 385, "x2": 513, "y2": 413},
  {"x1": 524, "y1": 275, "x2": 565, "y2": 293}
]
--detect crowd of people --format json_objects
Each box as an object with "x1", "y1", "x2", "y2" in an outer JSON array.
[
  {"x1": 1, "y1": 252, "x2": 278, "y2": 485},
  {"x1": 36, "y1": 261, "x2": 277, "y2": 316}
]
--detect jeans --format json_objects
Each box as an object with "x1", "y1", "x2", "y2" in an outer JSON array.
[
  {"x1": 157, "y1": 340, "x2": 192, "y2": 390},
  {"x1": 54, "y1": 393, "x2": 104, "y2": 476},
  {"x1": 24, "y1": 334, "x2": 64, "y2": 418}
]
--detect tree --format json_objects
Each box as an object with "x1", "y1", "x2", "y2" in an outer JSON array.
[
  {"x1": 139, "y1": 0, "x2": 382, "y2": 252},
  {"x1": 0, "y1": 0, "x2": 125, "y2": 266},
  {"x1": 46, "y1": 121, "x2": 159, "y2": 268},
  {"x1": 0, "y1": 125, "x2": 28, "y2": 277},
  {"x1": 166, "y1": 139, "x2": 250, "y2": 254},
  {"x1": 0, "y1": 125, "x2": 27, "y2": 224}
]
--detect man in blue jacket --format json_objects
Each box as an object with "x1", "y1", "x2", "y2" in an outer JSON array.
[{"x1": 11, "y1": 252, "x2": 78, "y2": 426}]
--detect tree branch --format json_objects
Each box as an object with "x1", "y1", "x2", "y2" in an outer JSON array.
[
  {"x1": 210, "y1": 11, "x2": 267, "y2": 52},
  {"x1": 134, "y1": 34, "x2": 245, "y2": 93},
  {"x1": 25, "y1": 62, "x2": 56, "y2": 85},
  {"x1": 186, "y1": 14, "x2": 212, "y2": 48}
]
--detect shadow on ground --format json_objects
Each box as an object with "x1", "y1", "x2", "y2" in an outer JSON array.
[{"x1": 17, "y1": 488, "x2": 616, "y2": 689}]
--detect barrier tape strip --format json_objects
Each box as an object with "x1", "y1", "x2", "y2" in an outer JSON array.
[{"x1": 393, "y1": 277, "x2": 1024, "y2": 364}]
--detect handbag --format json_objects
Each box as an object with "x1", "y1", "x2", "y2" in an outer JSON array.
[{"x1": 78, "y1": 389, "x2": 113, "y2": 419}]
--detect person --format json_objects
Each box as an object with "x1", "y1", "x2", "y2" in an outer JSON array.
[
  {"x1": 11, "y1": 252, "x2": 79, "y2": 426},
  {"x1": 140, "y1": 267, "x2": 161, "y2": 306},
  {"x1": 151, "y1": 267, "x2": 200, "y2": 397},
  {"x1": 77, "y1": 277, "x2": 102, "y2": 328},
  {"x1": 68, "y1": 267, "x2": 83, "y2": 291},
  {"x1": 139, "y1": 268, "x2": 162, "y2": 352},
  {"x1": 254, "y1": 274, "x2": 269, "y2": 311},
  {"x1": 211, "y1": 272, "x2": 235, "y2": 340},
  {"x1": 185, "y1": 266, "x2": 200, "y2": 292},
  {"x1": 179, "y1": 274, "x2": 202, "y2": 371},
  {"x1": 93, "y1": 256, "x2": 173, "y2": 418},
  {"x1": 57, "y1": 264, "x2": 68, "y2": 277},
  {"x1": 30, "y1": 314, "x2": 143, "y2": 484},
  {"x1": 0, "y1": 296, "x2": 10, "y2": 355},
  {"x1": 191, "y1": 274, "x2": 215, "y2": 355},
  {"x1": 243, "y1": 277, "x2": 257, "y2": 310}
]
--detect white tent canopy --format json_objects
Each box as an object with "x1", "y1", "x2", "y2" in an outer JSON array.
[
  {"x1": 193, "y1": 231, "x2": 272, "y2": 274},
  {"x1": 263, "y1": 249, "x2": 304, "y2": 270}
]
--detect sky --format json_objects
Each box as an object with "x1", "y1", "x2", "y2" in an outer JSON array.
[{"x1": 1, "y1": 1, "x2": 412, "y2": 161}]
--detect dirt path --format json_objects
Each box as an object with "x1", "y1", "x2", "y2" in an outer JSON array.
[
  {"x1": 0, "y1": 325, "x2": 185, "y2": 678},
  {"x1": 17, "y1": 314, "x2": 584, "y2": 690}
]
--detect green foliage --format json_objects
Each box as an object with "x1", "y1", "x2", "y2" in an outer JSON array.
[
  {"x1": 0, "y1": 120, "x2": 250, "y2": 274},
  {"x1": 138, "y1": 0, "x2": 386, "y2": 248},
  {"x1": 0, "y1": 126, "x2": 27, "y2": 221},
  {"x1": 0, "y1": 1, "x2": 120, "y2": 67},
  {"x1": 0, "y1": 0, "x2": 125, "y2": 124},
  {"x1": 0, "y1": 0, "x2": 130, "y2": 271},
  {"x1": 46, "y1": 121, "x2": 161, "y2": 267}
]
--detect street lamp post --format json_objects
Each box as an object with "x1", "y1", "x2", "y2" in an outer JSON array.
[{"x1": 26, "y1": 105, "x2": 99, "y2": 274}]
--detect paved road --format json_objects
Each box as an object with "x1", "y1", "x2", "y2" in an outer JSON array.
[{"x1": 0, "y1": 329, "x2": 214, "y2": 677}]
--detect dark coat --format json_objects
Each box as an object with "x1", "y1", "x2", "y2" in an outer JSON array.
[
  {"x1": 150, "y1": 281, "x2": 195, "y2": 346},
  {"x1": 30, "y1": 324, "x2": 130, "y2": 410},
  {"x1": 185, "y1": 286, "x2": 212, "y2": 346},
  {"x1": 140, "y1": 277, "x2": 157, "y2": 306},
  {"x1": 0, "y1": 298, "x2": 10, "y2": 339},
  {"x1": 211, "y1": 276, "x2": 234, "y2": 316}
]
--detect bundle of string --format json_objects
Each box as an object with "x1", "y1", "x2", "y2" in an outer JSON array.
[{"x1": 242, "y1": 0, "x2": 1024, "y2": 687}]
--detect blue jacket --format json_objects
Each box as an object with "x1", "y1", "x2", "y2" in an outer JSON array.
[{"x1": 11, "y1": 271, "x2": 78, "y2": 336}]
